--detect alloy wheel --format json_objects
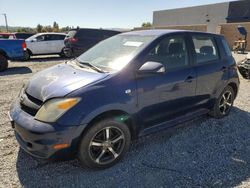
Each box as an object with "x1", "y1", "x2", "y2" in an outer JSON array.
[
  {"x1": 88, "y1": 126, "x2": 125, "y2": 165},
  {"x1": 219, "y1": 91, "x2": 233, "y2": 115}
]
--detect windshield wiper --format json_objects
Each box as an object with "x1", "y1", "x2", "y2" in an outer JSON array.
[{"x1": 75, "y1": 59, "x2": 106, "y2": 73}]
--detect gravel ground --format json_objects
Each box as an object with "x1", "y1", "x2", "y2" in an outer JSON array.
[{"x1": 0, "y1": 54, "x2": 249, "y2": 188}]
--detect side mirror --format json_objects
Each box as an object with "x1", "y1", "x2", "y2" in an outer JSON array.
[{"x1": 137, "y1": 61, "x2": 166, "y2": 75}]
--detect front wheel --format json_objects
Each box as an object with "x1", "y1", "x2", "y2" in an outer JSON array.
[
  {"x1": 78, "y1": 118, "x2": 131, "y2": 169},
  {"x1": 210, "y1": 86, "x2": 235, "y2": 118}
]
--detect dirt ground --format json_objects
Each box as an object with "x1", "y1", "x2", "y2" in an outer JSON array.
[{"x1": 0, "y1": 54, "x2": 249, "y2": 188}]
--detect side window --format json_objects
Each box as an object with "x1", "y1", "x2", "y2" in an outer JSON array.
[
  {"x1": 47, "y1": 34, "x2": 65, "y2": 41},
  {"x1": 59, "y1": 35, "x2": 66, "y2": 40},
  {"x1": 221, "y1": 38, "x2": 232, "y2": 57},
  {"x1": 145, "y1": 35, "x2": 189, "y2": 70},
  {"x1": 36, "y1": 35, "x2": 45, "y2": 42},
  {"x1": 192, "y1": 35, "x2": 219, "y2": 64}
]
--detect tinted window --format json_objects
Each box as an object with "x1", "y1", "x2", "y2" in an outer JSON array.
[
  {"x1": 221, "y1": 38, "x2": 232, "y2": 57},
  {"x1": 192, "y1": 35, "x2": 219, "y2": 64},
  {"x1": 76, "y1": 29, "x2": 102, "y2": 39},
  {"x1": 145, "y1": 35, "x2": 189, "y2": 70},
  {"x1": 15, "y1": 33, "x2": 34, "y2": 39},
  {"x1": 102, "y1": 30, "x2": 120, "y2": 39},
  {"x1": 47, "y1": 34, "x2": 65, "y2": 40}
]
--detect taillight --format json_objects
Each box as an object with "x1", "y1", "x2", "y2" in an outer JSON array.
[
  {"x1": 69, "y1": 38, "x2": 78, "y2": 43},
  {"x1": 22, "y1": 42, "x2": 27, "y2": 49}
]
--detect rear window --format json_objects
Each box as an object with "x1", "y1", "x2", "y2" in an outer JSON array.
[
  {"x1": 192, "y1": 35, "x2": 219, "y2": 64},
  {"x1": 66, "y1": 30, "x2": 77, "y2": 38},
  {"x1": 0, "y1": 34, "x2": 11, "y2": 39},
  {"x1": 221, "y1": 38, "x2": 232, "y2": 57}
]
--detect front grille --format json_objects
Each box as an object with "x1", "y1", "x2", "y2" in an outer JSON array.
[{"x1": 20, "y1": 91, "x2": 42, "y2": 116}]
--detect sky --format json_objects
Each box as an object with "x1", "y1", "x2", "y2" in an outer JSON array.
[{"x1": 0, "y1": 0, "x2": 232, "y2": 29}]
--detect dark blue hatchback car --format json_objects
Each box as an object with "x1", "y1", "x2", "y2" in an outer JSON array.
[{"x1": 9, "y1": 30, "x2": 239, "y2": 169}]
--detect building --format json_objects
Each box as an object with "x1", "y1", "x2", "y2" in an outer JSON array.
[
  {"x1": 151, "y1": 0, "x2": 250, "y2": 50},
  {"x1": 153, "y1": 0, "x2": 250, "y2": 33}
]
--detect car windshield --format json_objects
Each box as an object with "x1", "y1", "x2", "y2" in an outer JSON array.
[{"x1": 77, "y1": 34, "x2": 156, "y2": 72}]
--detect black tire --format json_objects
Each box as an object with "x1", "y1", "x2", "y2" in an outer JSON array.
[
  {"x1": 0, "y1": 54, "x2": 8, "y2": 72},
  {"x1": 78, "y1": 118, "x2": 131, "y2": 169},
  {"x1": 60, "y1": 48, "x2": 71, "y2": 58},
  {"x1": 23, "y1": 50, "x2": 30, "y2": 61},
  {"x1": 210, "y1": 86, "x2": 235, "y2": 119}
]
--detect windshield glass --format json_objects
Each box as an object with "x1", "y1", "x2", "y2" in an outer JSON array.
[{"x1": 77, "y1": 34, "x2": 156, "y2": 72}]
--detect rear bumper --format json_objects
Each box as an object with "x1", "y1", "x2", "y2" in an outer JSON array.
[{"x1": 9, "y1": 100, "x2": 86, "y2": 159}]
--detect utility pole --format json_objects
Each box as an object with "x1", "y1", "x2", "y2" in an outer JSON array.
[{"x1": 2, "y1": 13, "x2": 8, "y2": 32}]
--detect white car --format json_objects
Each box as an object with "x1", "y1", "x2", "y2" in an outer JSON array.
[{"x1": 25, "y1": 33, "x2": 66, "y2": 60}]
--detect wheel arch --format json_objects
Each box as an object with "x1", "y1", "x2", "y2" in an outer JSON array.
[
  {"x1": 0, "y1": 49, "x2": 8, "y2": 59},
  {"x1": 228, "y1": 82, "x2": 238, "y2": 98},
  {"x1": 81, "y1": 110, "x2": 138, "y2": 140},
  {"x1": 26, "y1": 48, "x2": 33, "y2": 55}
]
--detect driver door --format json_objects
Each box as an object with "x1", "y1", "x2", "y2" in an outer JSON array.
[
  {"x1": 30, "y1": 35, "x2": 50, "y2": 54},
  {"x1": 136, "y1": 34, "x2": 197, "y2": 128}
]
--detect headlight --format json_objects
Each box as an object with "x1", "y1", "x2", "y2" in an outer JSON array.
[{"x1": 35, "y1": 98, "x2": 81, "y2": 122}]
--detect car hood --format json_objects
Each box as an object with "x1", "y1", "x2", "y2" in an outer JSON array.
[{"x1": 25, "y1": 63, "x2": 108, "y2": 101}]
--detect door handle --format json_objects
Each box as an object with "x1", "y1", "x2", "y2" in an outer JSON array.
[{"x1": 185, "y1": 76, "x2": 194, "y2": 83}]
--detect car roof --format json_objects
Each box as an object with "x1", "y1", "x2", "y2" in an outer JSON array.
[
  {"x1": 69, "y1": 28, "x2": 121, "y2": 32},
  {"x1": 120, "y1": 29, "x2": 221, "y2": 37}
]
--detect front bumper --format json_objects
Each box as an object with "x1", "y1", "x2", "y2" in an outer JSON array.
[{"x1": 9, "y1": 100, "x2": 86, "y2": 159}]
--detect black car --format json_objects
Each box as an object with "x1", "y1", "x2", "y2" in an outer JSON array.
[
  {"x1": 14, "y1": 32, "x2": 35, "y2": 39},
  {"x1": 64, "y1": 28, "x2": 121, "y2": 57}
]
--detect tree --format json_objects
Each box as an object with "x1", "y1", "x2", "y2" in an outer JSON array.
[
  {"x1": 53, "y1": 21, "x2": 59, "y2": 32},
  {"x1": 36, "y1": 24, "x2": 43, "y2": 33},
  {"x1": 142, "y1": 22, "x2": 152, "y2": 28}
]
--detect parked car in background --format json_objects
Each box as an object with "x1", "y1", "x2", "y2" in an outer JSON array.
[
  {"x1": 237, "y1": 53, "x2": 250, "y2": 79},
  {"x1": 25, "y1": 33, "x2": 66, "y2": 60},
  {"x1": 64, "y1": 28, "x2": 121, "y2": 57},
  {"x1": 14, "y1": 32, "x2": 35, "y2": 39},
  {"x1": 10, "y1": 30, "x2": 239, "y2": 169},
  {"x1": 0, "y1": 33, "x2": 16, "y2": 39},
  {"x1": 0, "y1": 39, "x2": 26, "y2": 71}
]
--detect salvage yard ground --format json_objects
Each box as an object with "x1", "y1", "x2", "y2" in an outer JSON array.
[{"x1": 0, "y1": 54, "x2": 250, "y2": 188}]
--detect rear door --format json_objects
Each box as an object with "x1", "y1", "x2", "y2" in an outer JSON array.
[
  {"x1": 46, "y1": 34, "x2": 65, "y2": 53},
  {"x1": 190, "y1": 34, "x2": 228, "y2": 105},
  {"x1": 136, "y1": 34, "x2": 197, "y2": 128}
]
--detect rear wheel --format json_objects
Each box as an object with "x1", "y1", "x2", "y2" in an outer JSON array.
[
  {"x1": 210, "y1": 86, "x2": 235, "y2": 118},
  {"x1": 23, "y1": 50, "x2": 30, "y2": 61},
  {"x1": 78, "y1": 118, "x2": 131, "y2": 169},
  {"x1": 0, "y1": 54, "x2": 8, "y2": 72}
]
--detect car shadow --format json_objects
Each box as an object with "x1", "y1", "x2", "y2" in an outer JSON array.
[
  {"x1": 16, "y1": 107, "x2": 250, "y2": 187},
  {"x1": 0, "y1": 67, "x2": 32, "y2": 76}
]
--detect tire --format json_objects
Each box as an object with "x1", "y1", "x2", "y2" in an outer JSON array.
[
  {"x1": 23, "y1": 50, "x2": 30, "y2": 61},
  {"x1": 60, "y1": 48, "x2": 71, "y2": 58},
  {"x1": 78, "y1": 118, "x2": 131, "y2": 169},
  {"x1": 0, "y1": 54, "x2": 8, "y2": 72},
  {"x1": 210, "y1": 86, "x2": 235, "y2": 119}
]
